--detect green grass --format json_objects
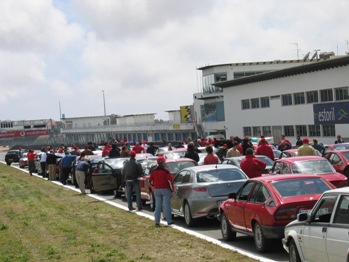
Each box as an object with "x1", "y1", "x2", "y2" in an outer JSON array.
[{"x1": 0, "y1": 163, "x2": 257, "y2": 262}]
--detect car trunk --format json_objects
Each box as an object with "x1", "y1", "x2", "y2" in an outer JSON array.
[{"x1": 205, "y1": 180, "x2": 245, "y2": 197}]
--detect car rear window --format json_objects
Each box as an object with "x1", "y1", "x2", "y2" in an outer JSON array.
[
  {"x1": 272, "y1": 178, "x2": 332, "y2": 197},
  {"x1": 166, "y1": 161, "x2": 196, "y2": 174},
  {"x1": 196, "y1": 169, "x2": 247, "y2": 183}
]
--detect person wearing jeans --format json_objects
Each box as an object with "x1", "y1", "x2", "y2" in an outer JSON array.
[
  {"x1": 122, "y1": 150, "x2": 143, "y2": 211},
  {"x1": 149, "y1": 156, "x2": 174, "y2": 226}
]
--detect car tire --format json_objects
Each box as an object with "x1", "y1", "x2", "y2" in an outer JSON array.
[
  {"x1": 6, "y1": 161, "x2": 11, "y2": 166},
  {"x1": 183, "y1": 201, "x2": 196, "y2": 227},
  {"x1": 253, "y1": 222, "x2": 271, "y2": 253},
  {"x1": 149, "y1": 191, "x2": 155, "y2": 211},
  {"x1": 289, "y1": 239, "x2": 301, "y2": 262},
  {"x1": 221, "y1": 212, "x2": 236, "y2": 241}
]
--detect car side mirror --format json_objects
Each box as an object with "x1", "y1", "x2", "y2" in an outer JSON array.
[
  {"x1": 228, "y1": 192, "x2": 237, "y2": 199},
  {"x1": 297, "y1": 212, "x2": 309, "y2": 222}
]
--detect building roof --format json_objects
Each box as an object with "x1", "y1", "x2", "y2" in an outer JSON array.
[{"x1": 213, "y1": 55, "x2": 349, "y2": 88}]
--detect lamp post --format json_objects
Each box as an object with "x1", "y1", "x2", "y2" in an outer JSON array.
[{"x1": 102, "y1": 90, "x2": 106, "y2": 116}]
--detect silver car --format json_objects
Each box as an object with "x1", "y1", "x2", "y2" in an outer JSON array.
[{"x1": 171, "y1": 164, "x2": 248, "y2": 227}]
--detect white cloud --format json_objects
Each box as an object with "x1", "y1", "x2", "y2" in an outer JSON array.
[{"x1": 0, "y1": 0, "x2": 348, "y2": 120}]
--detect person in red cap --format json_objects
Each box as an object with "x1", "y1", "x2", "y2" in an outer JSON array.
[
  {"x1": 149, "y1": 156, "x2": 174, "y2": 226},
  {"x1": 255, "y1": 137, "x2": 274, "y2": 160},
  {"x1": 298, "y1": 138, "x2": 317, "y2": 156},
  {"x1": 122, "y1": 150, "x2": 143, "y2": 211}
]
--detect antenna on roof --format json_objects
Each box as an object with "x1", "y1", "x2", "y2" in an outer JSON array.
[
  {"x1": 303, "y1": 52, "x2": 310, "y2": 61},
  {"x1": 290, "y1": 43, "x2": 300, "y2": 59}
]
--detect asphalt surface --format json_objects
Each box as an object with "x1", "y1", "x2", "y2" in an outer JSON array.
[{"x1": 0, "y1": 151, "x2": 288, "y2": 262}]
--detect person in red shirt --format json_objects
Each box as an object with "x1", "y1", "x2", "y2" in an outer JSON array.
[
  {"x1": 278, "y1": 135, "x2": 292, "y2": 147},
  {"x1": 255, "y1": 137, "x2": 274, "y2": 160},
  {"x1": 203, "y1": 145, "x2": 219, "y2": 165},
  {"x1": 27, "y1": 149, "x2": 36, "y2": 176},
  {"x1": 149, "y1": 156, "x2": 174, "y2": 226},
  {"x1": 132, "y1": 143, "x2": 145, "y2": 154},
  {"x1": 240, "y1": 148, "x2": 266, "y2": 178},
  {"x1": 102, "y1": 143, "x2": 111, "y2": 157}
]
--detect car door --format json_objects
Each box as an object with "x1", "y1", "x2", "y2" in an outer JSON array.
[
  {"x1": 302, "y1": 194, "x2": 337, "y2": 262},
  {"x1": 91, "y1": 162, "x2": 118, "y2": 192},
  {"x1": 226, "y1": 181, "x2": 255, "y2": 232},
  {"x1": 171, "y1": 170, "x2": 192, "y2": 212},
  {"x1": 326, "y1": 195, "x2": 349, "y2": 262},
  {"x1": 324, "y1": 152, "x2": 344, "y2": 174}
]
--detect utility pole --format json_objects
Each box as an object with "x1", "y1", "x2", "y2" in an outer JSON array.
[
  {"x1": 102, "y1": 90, "x2": 106, "y2": 116},
  {"x1": 290, "y1": 42, "x2": 300, "y2": 59}
]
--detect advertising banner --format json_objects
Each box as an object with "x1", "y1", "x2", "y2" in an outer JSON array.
[
  {"x1": 0, "y1": 129, "x2": 49, "y2": 139},
  {"x1": 313, "y1": 102, "x2": 349, "y2": 124}
]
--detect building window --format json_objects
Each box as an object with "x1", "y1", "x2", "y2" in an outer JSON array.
[
  {"x1": 284, "y1": 126, "x2": 294, "y2": 137},
  {"x1": 322, "y1": 124, "x2": 335, "y2": 137},
  {"x1": 242, "y1": 99, "x2": 250, "y2": 110},
  {"x1": 335, "y1": 86, "x2": 349, "y2": 101},
  {"x1": 282, "y1": 94, "x2": 292, "y2": 106},
  {"x1": 261, "y1": 97, "x2": 270, "y2": 108},
  {"x1": 296, "y1": 125, "x2": 307, "y2": 137},
  {"x1": 308, "y1": 125, "x2": 321, "y2": 137},
  {"x1": 252, "y1": 126, "x2": 261, "y2": 137},
  {"x1": 306, "y1": 91, "x2": 318, "y2": 103},
  {"x1": 251, "y1": 98, "x2": 259, "y2": 109},
  {"x1": 262, "y1": 126, "x2": 271, "y2": 136},
  {"x1": 320, "y1": 89, "x2": 333, "y2": 102},
  {"x1": 294, "y1": 92, "x2": 305, "y2": 105},
  {"x1": 202, "y1": 74, "x2": 223, "y2": 94},
  {"x1": 243, "y1": 127, "x2": 252, "y2": 137}
]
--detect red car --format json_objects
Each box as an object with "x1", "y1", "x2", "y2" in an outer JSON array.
[
  {"x1": 139, "y1": 157, "x2": 198, "y2": 210},
  {"x1": 269, "y1": 156, "x2": 348, "y2": 188},
  {"x1": 324, "y1": 143, "x2": 349, "y2": 153},
  {"x1": 323, "y1": 150, "x2": 349, "y2": 179},
  {"x1": 219, "y1": 174, "x2": 336, "y2": 253},
  {"x1": 280, "y1": 148, "x2": 322, "y2": 158}
]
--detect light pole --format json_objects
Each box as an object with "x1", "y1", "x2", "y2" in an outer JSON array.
[{"x1": 102, "y1": 90, "x2": 106, "y2": 116}]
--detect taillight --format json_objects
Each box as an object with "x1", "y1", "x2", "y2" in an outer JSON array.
[
  {"x1": 275, "y1": 207, "x2": 298, "y2": 221},
  {"x1": 193, "y1": 187, "x2": 207, "y2": 192}
]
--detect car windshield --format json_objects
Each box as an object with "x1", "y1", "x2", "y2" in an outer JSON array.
[
  {"x1": 166, "y1": 161, "x2": 196, "y2": 174},
  {"x1": 333, "y1": 144, "x2": 349, "y2": 150},
  {"x1": 341, "y1": 152, "x2": 349, "y2": 161},
  {"x1": 272, "y1": 178, "x2": 332, "y2": 197},
  {"x1": 196, "y1": 169, "x2": 246, "y2": 183},
  {"x1": 291, "y1": 160, "x2": 335, "y2": 174},
  {"x1": 256, "y1": 156, "x2": 274, "y2": 165},
  {"x1": 104, "y1": 158, "x2": 128, "y2": 168}
]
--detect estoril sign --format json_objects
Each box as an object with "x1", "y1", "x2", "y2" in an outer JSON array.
[{"x1": 313, "y1": 102, "x2": 349, "y2": 124}]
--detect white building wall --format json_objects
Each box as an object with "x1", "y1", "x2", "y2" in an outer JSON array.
[{"x1": 223, "y1": 65, "x2": 349, "y2": 144}]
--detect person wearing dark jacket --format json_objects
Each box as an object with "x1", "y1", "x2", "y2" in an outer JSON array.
[
  {"x1": 122, "y1": 150, "x2": 143, "y2": 211},
  {"x1": 60, "y1": 151, "x2": 77, "y2": 185},
  {"x1": 241, "y1": 136, "x2": 254, "y2": 155},
  {"x1": 240, "y1": 148, "x2": 266, "y2": 178},
  {"x1": 46, "y1": 150, "x2": 62, "y2": 181},
  {"x1": 184, "y1": 142, "x2": 199, "y2": 163},
  {"x1": 108, "y1": 144, "x2": 120, "y2": 158},
  {"x1": 146, "y1": 143, "x2": 158, "y2": 156}
]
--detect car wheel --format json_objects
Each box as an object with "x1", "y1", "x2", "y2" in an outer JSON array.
[
  {"x1": 183, "y1": 202, "x2": 196, "y2": 227},
  {"x1": 149, "y1": 191, "x2": 155, "y2": 211},
  {"x1": 289, "y1": 239, "x2": 301, "y2": 262},
  {"x1": 221, "y1": 212, "x2": 236, "y2": 241},
  {"x1": 253, "y1": 222, "x2": 271, "y2": 253},
  {"x1": 6, "y1": 162, "x2": 11, "y2": 166}
]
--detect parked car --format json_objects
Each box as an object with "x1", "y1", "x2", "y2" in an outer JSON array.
[
  {"x1": 323, "y1": 149, "x2": 349, "y2": 179},
  {"x1": 219, "y1": 174, "x2": 335, "y2": 253},
  {"x1": 171, "y1": 164, "x2": 248, "y2": 227},
  {"x1": 270, "y1": 156, "x2": 348, "y2": 188},
  {"x1": 70, "y1": 155, "x2": 103, "y2": 188},
  {"x1": 140, "y1": 157, "x2": 198, "y2": 210},
  {"x1": 324, "y1": 142, "x2": 349, "y2": 153},
  {"x1": 157, "y1": 148, "x2": 188, "y2": 159},
  {"x1": 282, "y1": 186, "x2": 349, "y2": 262},
  {"x1": 222, "y1": 155, "x2": 274, "y2": 174},
  {"x1": 5, "y1": 149, "x2": 27, "y2": 165}
]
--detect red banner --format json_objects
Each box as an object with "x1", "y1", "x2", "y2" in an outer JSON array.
[{"x1": 0, "y1": 129, "x2": 49, "y2": 139}]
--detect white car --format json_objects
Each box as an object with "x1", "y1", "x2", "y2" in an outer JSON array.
[{"x1": 282, "y1": 187, "x2": 349, "y2": 262}]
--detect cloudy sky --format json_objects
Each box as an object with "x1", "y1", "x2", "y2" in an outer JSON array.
[{"x1": 1, "y1": 0, "x2": 348, "y2": 121}]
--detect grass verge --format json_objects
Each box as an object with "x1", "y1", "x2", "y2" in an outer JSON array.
[{"x1": 0, "y1": 163, "x2": 257, "y2": 262}]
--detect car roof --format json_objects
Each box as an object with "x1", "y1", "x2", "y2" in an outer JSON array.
[
  {"x1": 323, "y1": 186, "x2": 349, "y2": 194},
  {"x1": 250, "y1": 174, "x2": 327, "y2": 182},
  {"x1": 164, "y1": 157, "x2": 196, "y2": 163},
  {"x1": 276, "y1": 155, "x2": 325, "y2": 163},
  {"x1": 181, "y1": 164, "x2": 241, "y2": 172}
]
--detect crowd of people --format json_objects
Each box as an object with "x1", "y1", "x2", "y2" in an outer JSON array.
[{"x1": 19, "y1": 133, "x2": 345, "y2": 227}]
